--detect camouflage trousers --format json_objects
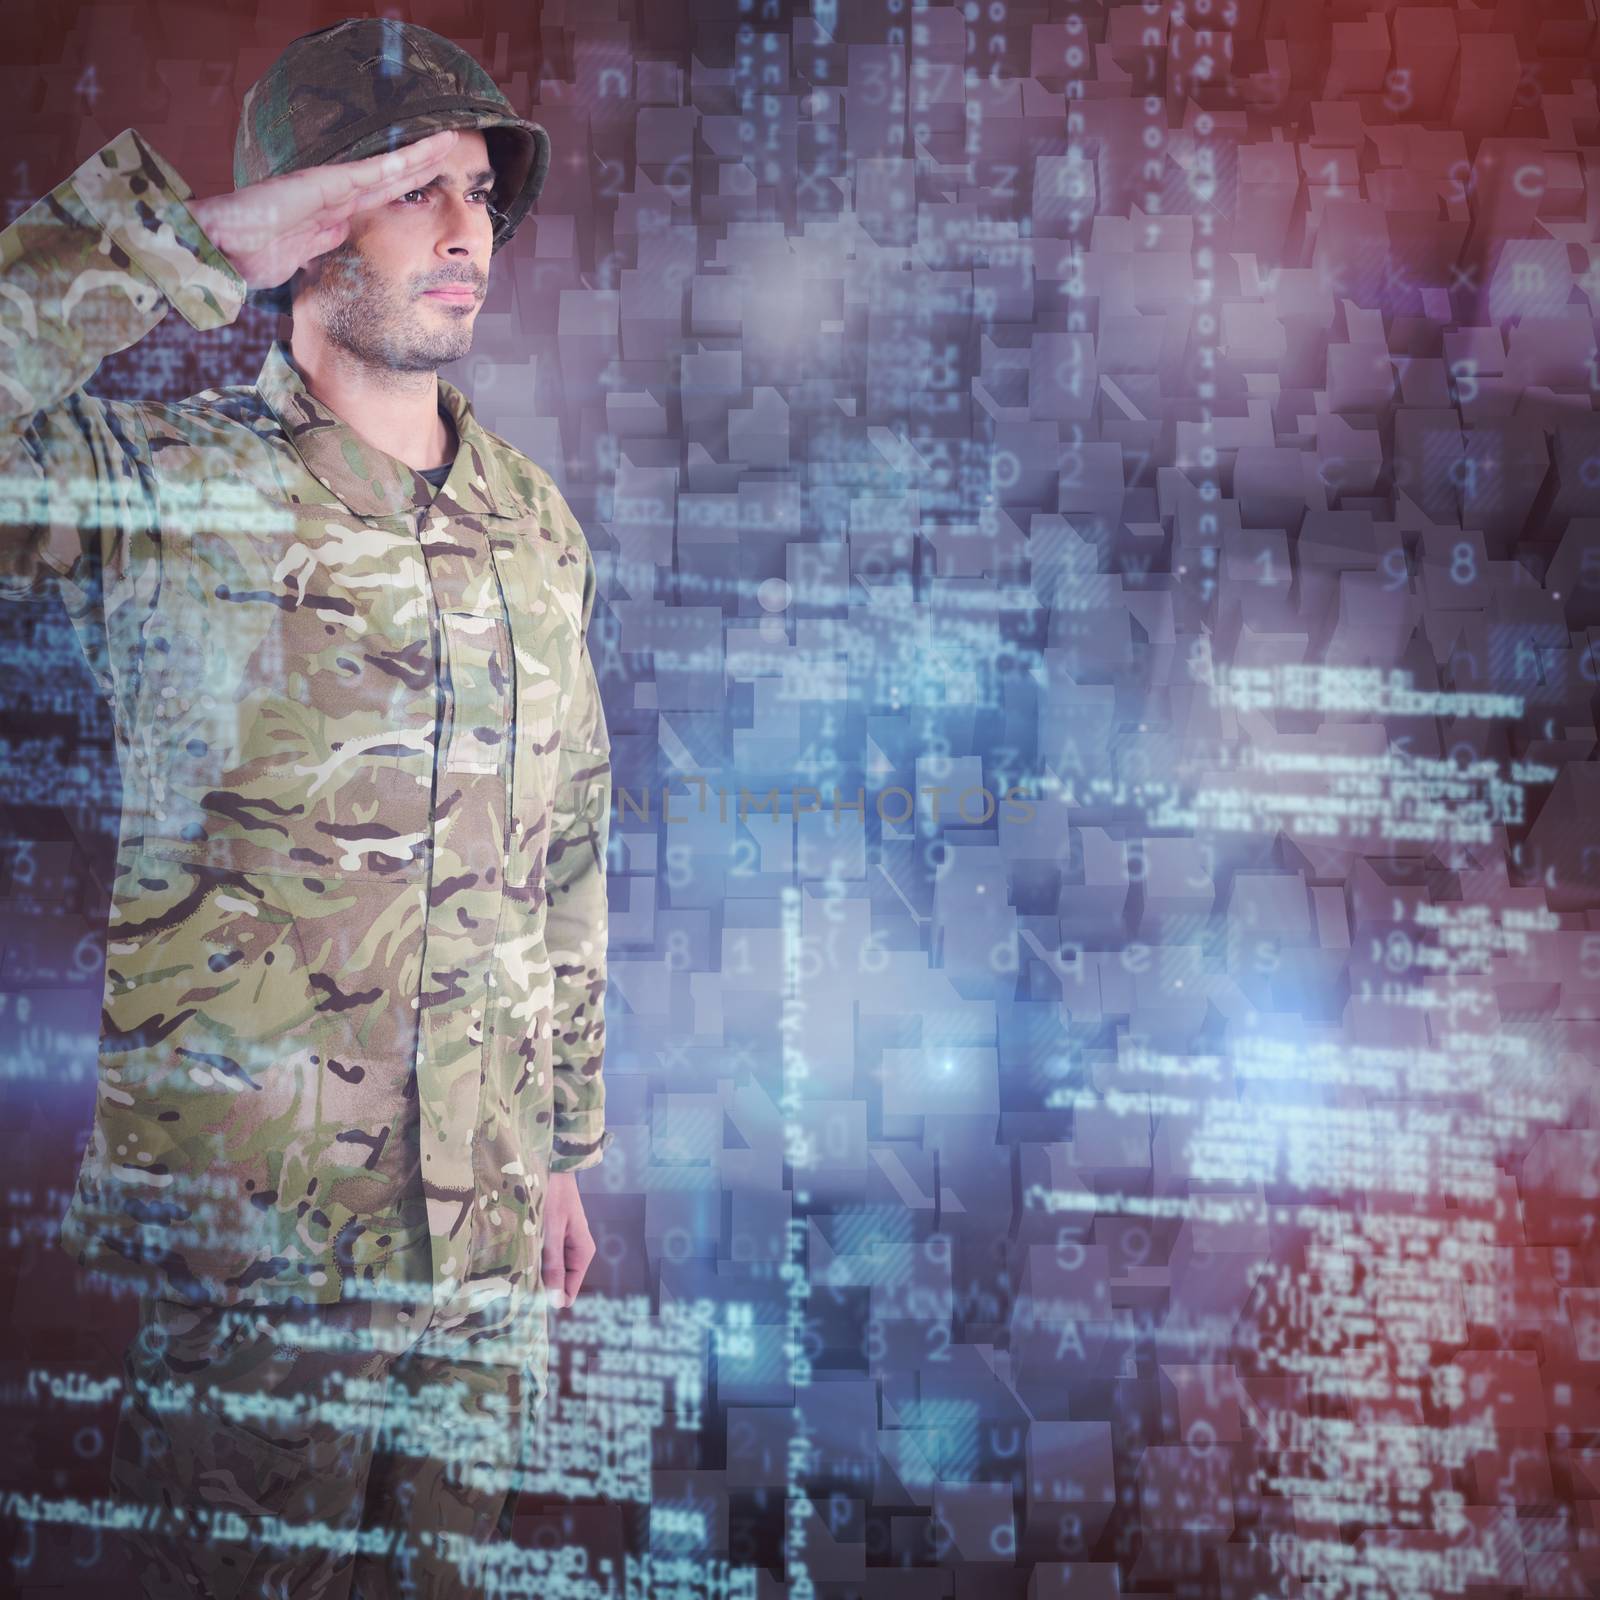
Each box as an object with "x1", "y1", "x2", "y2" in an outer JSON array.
[{"x1": 106, "y1": 1259, "x2": 549, "y2": 1600}]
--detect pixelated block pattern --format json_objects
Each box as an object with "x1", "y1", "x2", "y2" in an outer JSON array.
[{"x1": 3, "y1": 0, "x2": 1600, "y2": 1596}]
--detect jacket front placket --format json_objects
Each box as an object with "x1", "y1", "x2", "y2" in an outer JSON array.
[
  {"x1": 259, "y1": 346, "x2": 517, "y2": 1309},
  {"x1": 412, "y1": 478, "x2": 517, "y2": 1305}
]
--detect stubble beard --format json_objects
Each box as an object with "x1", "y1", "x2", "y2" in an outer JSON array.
[{"x1": 315, "y1": 241, "x2": 476, "y2": 377}]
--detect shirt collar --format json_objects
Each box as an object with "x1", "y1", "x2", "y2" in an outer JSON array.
[{"x1": 254, "y1": 340, "x2": 535, "y2": 520}]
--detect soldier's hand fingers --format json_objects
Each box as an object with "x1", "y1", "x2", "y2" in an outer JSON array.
[
  {"x1": 297, "y1": 218, "x2": 351, "y2": 265},
  {"x1": 203, "y1": 208, "x2": 336, "y2": 266},
  {"x1": 542, "y1": 1225, "x2": 568, "y2": 1309},
  {"x1": 563, "y1": 1223, "x2": 595, "y2": 1306},
  {"x1": 305, "y1": 160, "x2": 454, "y2": 233},
  {"x1": 239, "y1": 131, "x2": 458, "y2": 235},
  {"x1": 303, "y1": 130, "x2": 460, "y2": 217}
]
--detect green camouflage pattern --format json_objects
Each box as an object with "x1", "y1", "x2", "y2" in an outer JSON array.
[
  {"x1": 110, "y1": 1241, "x2": 543, "y2": 1598},
  {"x1": 0, "y1": 128, "x2": 613, "y2": 1314},
  {"x1": 234, "y1": 18, "x2": 551, "y2": 316}
]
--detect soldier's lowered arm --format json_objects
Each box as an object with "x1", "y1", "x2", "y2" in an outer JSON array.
[
  {"x1": 544, "y1": 538, "x2": 615, "y2": 1176},
  {"x1": 0, "y1": 126, "x2": 458, "y2": 600}
]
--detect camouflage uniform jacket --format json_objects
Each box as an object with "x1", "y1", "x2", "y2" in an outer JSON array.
[{"x1": 0, "y1": 128, "x2": 613, "y2": 1309}]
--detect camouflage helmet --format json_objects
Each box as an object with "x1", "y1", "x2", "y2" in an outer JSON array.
[{"x1": 234, "y1": 17, "x2": 550, "y2": 315}]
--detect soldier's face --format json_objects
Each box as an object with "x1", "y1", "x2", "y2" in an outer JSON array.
[{"x1": 301, "y1": 129, "x2": 496, "y2": 373}]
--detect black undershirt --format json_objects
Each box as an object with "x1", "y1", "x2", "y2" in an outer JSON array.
[{"x1": 418, "y1": 407, "x2": 457, "y2": 495}]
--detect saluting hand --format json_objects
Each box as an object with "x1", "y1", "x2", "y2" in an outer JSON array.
[{"x1": 189, "y1": 128, "x2": 460, "y2": 292}]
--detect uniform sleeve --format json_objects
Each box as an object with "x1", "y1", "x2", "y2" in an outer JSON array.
[
  {"x1": 544, "y1": 537, "x2": 614, "y2": 1174},
  {"x1": 0, "y1": 126, "x2": 245, "y2": 603}
]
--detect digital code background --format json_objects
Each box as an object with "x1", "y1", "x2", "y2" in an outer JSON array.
[{"x1": 2, "y1": 0, "x2": 1600, "y2": 1596}]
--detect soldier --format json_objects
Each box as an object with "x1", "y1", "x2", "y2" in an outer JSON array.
[{"x1": 1, "y1": 18, "x2": 613, "y2": 1597}]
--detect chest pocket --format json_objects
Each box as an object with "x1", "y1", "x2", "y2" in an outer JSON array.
[
  {"x1": 131, "y1": 488, "x2": 437, "y2": 878},
  {"x1": 439, "y1": 609, "x2": 513, "y2": 777}
]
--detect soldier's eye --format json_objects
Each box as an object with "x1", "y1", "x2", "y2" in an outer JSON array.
[
  {"x1": 468, "y1": 189, "x2": 493, "y2": 205},
  {"x1": 397, "y1": 189, "x2": 428, "y2": 205}
]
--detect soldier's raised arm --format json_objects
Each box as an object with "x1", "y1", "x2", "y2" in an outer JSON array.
[
  {"x1": 0, "y1": 128, "x2": 244, "y2": 601},
  {"x1": 0, "y1": 125, "x2": 460, "y2": 599},
  {"x1": 543, "y1": 508, "x2": 615, "y2": 1176}
]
